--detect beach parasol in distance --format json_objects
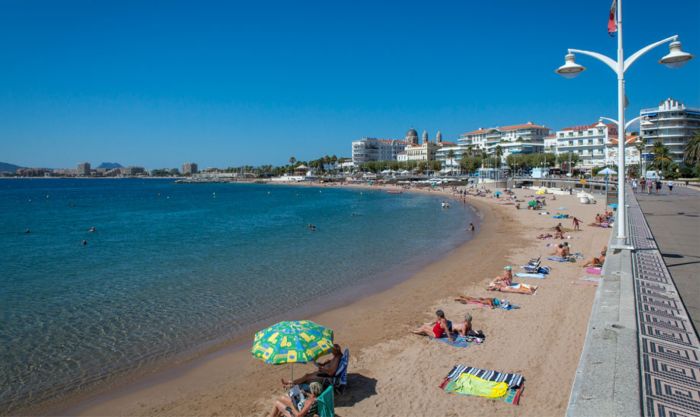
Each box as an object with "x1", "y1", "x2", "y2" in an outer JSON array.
[{"x1": 251, "y1": 320, "x2": 334, "y2": 379}]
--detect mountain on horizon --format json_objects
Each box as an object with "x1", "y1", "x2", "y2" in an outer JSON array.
[
  {"x1": 97, "y1": 162, "x2": 123, "y2": 169},
  {"x1": 0, "y1": 162, "x2": 23, "y2": 173}
]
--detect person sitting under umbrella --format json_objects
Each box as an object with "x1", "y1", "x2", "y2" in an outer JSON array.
[
  {"x1": 281, "y1": 344, "x2": 343, "y2": 387},
  {"x1": 269, "y1": 381, "x2": 322, "y2": 417}
]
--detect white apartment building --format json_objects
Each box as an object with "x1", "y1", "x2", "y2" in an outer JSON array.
[
  {"x1": 606, "y1": 134, "x2": 641, "y2": 167},
  {"x1": 434, "y1": 143, "x2": 461, "y2": 166},
  {"x1": 555, "y1": 122, "x2": 618, "y2": 169},
  {"x1": 458, "y1": 122, "x2": 549, "y2": 163},
  {"x1": 351, "y1": 138, "x2": 407, "y2": 165},
  {"x1": 640, "y1": 98, "x2": 700, "y2": 164}
]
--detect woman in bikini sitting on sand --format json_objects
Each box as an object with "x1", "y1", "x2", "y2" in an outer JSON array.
[
  {"x1": 487, "y1": 266, "x2": 514, "y2": 291},
  {"x1": 583, "y1": 247, "x2": 607, "y2": 267},
  {"x1": 451, "y1": 314, "x2": 473, "y2": 337},
  {"x1": 411, "y1": 309, "x2": 453, "y2": 339}
]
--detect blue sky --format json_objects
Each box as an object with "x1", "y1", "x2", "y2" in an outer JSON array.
[{"x1": 0, "y1": 0, "x2": 698, "y2": 168}]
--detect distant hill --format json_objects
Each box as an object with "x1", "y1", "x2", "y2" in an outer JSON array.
[
  {"x1": 97, "y1": 162, "x2": 123, "y2": 169},
  {"x1": 0, "y1": 162, "x2": 22, "y2": 173}
]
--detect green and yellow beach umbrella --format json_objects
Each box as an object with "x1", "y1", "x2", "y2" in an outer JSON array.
[{"x1": 251, "y1": 320, "x2": 334, "y2": 365}]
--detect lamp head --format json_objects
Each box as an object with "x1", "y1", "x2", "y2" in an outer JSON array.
[
  {"x1": 556, "y1": 53, "x2": 585, "y2": 78},
  {"x1": 660, "y1": 41, "x2": 693, "y2": 68}
]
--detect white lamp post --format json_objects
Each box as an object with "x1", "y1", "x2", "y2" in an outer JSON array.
[{"x1": 555, "y1": 0, "x2": 693, "y2": 246}]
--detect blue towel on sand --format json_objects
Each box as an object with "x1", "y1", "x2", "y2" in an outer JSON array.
[{"x1": 435, "y1": 336, "x2": 471, "y2": 348}]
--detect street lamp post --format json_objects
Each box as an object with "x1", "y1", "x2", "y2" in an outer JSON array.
[{"x1": 555, "y1": 0, "x2": 693, "y2": 246}]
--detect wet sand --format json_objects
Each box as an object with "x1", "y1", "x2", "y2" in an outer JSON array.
[{"x1": 67, "y1": 184, "x2": 610, "y2": 417}]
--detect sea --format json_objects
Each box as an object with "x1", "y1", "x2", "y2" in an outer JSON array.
[{"x1": 0, "y1": 179, "x2": 476, "y2": 413}]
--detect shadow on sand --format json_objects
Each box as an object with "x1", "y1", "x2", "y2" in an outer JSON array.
[{"x1": 336, "y1": 373, "x2": 378, "y2": 408}]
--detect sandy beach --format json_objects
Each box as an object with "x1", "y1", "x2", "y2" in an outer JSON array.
[{"x1": 66, "y1": 183, "x2": 611, "y2": 417}]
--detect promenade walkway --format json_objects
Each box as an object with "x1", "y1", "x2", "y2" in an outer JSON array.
[
  {"x1": 568, "y1": 185, "x2": 700, "y2": 417},
  {"x1": 634, "y1": 185, "x2": 700, "y2": 332}
]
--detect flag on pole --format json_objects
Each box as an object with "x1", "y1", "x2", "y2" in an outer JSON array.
[{"x1": 608, "y1": 0, "x2": 618, "y2": 36}]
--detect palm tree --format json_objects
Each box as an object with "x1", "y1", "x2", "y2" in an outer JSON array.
[
  {"x1": 289, "y1": 156, "x2": 297, "y2": 166},
  {"x1": 652, "y1": 141, "x2": 672, "y2": 173},
  {"x1": 467, "y1": 145, "x2": 475, "y2": 157},
  {"x1": 684, "y1": 131, "x2": 700, "y2": 166},
  {"x1": 494, "y1": 145, "x2": 503, "y2": 168}
]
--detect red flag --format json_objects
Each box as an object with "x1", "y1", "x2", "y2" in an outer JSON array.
[{"x1": 608, "y1": 0, "x2": 617, "y2": 36}]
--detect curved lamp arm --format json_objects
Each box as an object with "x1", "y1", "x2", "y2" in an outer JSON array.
[
  {"x1": 569, "y1": 48, "x2": 618, "y2": 73},
  {"x1": 599, "y1": 116, "x2": 642, "y2": 131},
  {"x1": 624, "y1": 35, "x2": 678, "y2": 73}
]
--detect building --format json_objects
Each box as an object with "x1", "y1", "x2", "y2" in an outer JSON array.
[
  {"x1": 77, "y1": 162, "x2": 91, "y2": 176},
  {"x1": 121, "y1": 166, "x2": 147, "y2": 176},
  {"x1": 606, "y1": 133, "x2": 642, "y2": 167},
  {"x1": 182, "y1": 162, "x2": 198, "y2": 175},
  {"x1": 640, "y1": 98, "x2": 700, "y2": 164},
  {"x1": 555, "y1": 122, "x2": 617, "y2": 170},
  {"x1": 458, "y1": 122, "x2": 549, "y2": 162},
  {"x1": 396, "y1": 129, "x2": 453, "y2": 162},
  {"x1": 351, "y1": 138, "x2": 407, "y2": 165}
]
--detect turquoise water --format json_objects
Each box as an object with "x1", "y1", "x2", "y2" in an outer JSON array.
[{"x1": 0, "y1": 179, "x2": 474, "y2": 413}]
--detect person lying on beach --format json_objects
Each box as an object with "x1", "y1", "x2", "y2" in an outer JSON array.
[
  {"x1": 584, "y1": 247, "x2": 607, "y2": 267},
  {"x1": 282, "y1": 344, "x2": 343, "y2": 387},
  {"x1": 537, "y1": 233, "x2": 554, "y2": 239},
  {"x1": 269, "y1": 381, "x2": 322, "y2": 417},
  {"x1": 455, "y1": 295, "x2": 498, "y2": 308},
  {"x1": 411, "y1": 309, "x2": 453, "y2": 339}
]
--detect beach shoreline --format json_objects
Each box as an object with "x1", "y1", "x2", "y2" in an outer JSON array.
[
  {"x1": 46, "y1": 182, "x2": 608, "y2": 417},
  {"x1": 19, "y1": 183, "x2": 473, "y2": 417}
]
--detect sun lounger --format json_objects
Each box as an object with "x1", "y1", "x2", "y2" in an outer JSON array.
[{"x1": 320, "y1": 348, "x2": 349, "y2": 394}]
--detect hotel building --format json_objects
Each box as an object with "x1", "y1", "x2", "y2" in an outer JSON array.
[
  {"x1": 458, "y1": 122, "x2": 549, "y2": 162},
  {"x1": 77, "y1": 162, "x2": 91, "y2": 176},
  {"x1": 555, "y1": 122, "x2": 617, "y2": 169},
  {"x1": 351, "y1": 138, "x2": 407, "y2": 165},
  {"x1": 640, "y1": 98, "x2": 700, "y2": 164},
  {"x1": 182, "y1": 162, "x2": 199, "y2": 175}
]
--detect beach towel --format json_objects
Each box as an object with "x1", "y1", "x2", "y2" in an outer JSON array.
[
  {"x1": 435, "y1": 335, "x2": 472, "y2": 348},
  {"x1": 440, "y1": 365, "x2": 525, "y2": 405},
  {"x1": 515, "y1": 272, "x2": 546, "y2": 279},
  {"x1": 585, "y1": 267, "x2": 602, "y2": 275},
  {"x1": 488, "y1": 282, "x2": 537, "y2": 295},
  {"x1": 447, "y1": 373, "x2": 508, "y2": 398},
  {"x1": 547, "y1": 256, "x2": 576, "y2": 263}
]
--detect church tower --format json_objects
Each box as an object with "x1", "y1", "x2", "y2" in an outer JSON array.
[
  {"x1": 422, "y1": 130, "x2": 429, "y2": 144},
  {"x1": 436, "y1": 130, "x2": 443, "y2": 145},
  {"x1": 405, "y1": 128, "x2": 419, "y2": 146}
]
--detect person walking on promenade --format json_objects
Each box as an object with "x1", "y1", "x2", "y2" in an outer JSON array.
[
  {"x1": 632, "y1": 179, "x2": 638, "y2": 193},
  {"x1": 668, "y1": 180, "x2": 674, "y2": 194},
  {"x1": 641, "y1": 179, "x2": 646, "y2": 193},
  {"x1": 647, "y1": 179, "x2": 653, "y2": 194}
]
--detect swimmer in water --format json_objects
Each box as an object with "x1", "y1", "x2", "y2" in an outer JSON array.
[
  {"x1": 88, "y1": 227, "x2": 96, "y2": 233},
  {"x1": 24, "y1": 229, "x2": 31, "y2": 234},
  {"x1": 82, "y1": 240, "x2": 88, "y2": 246},
  {"x1": 468, "y1": 223, "x2": 475, "y2": 232}
]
